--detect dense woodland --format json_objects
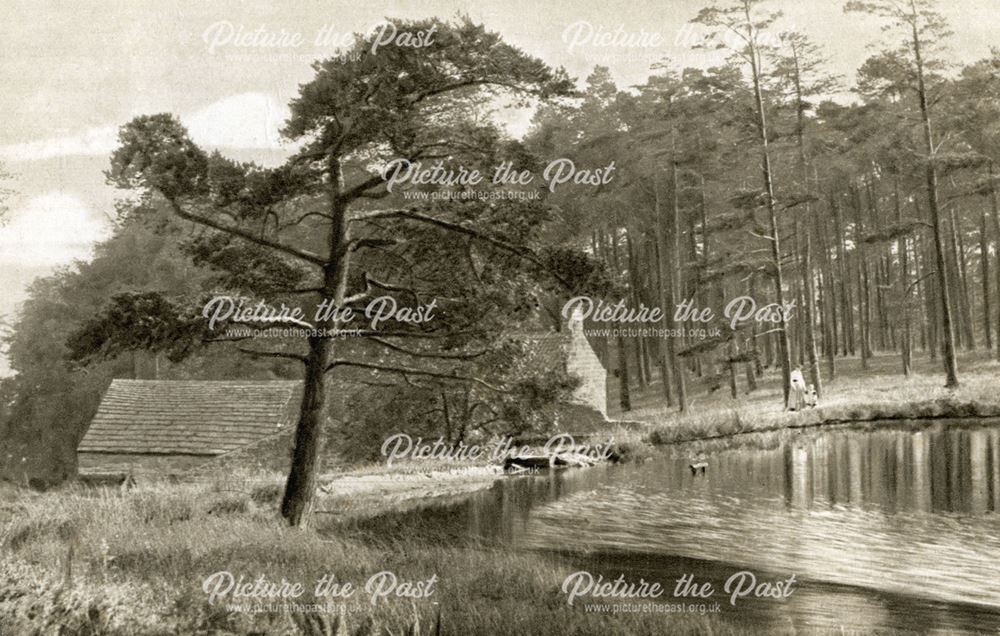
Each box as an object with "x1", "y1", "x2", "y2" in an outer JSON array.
[
  {"x1": 530, "y1": 0, "x2": 1000, "y2": 412},
  {"x1": 1, "y1": 1, "x2": 999, "y2": 524}
]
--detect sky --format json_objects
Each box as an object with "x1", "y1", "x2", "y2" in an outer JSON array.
[{"x1": 0, "y1": 0, "x2": 995, "y2": 376}]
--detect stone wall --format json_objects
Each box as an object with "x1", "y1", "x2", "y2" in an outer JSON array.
[
  {"x1": 77, "y1": 452, "x2": 213, "y2": 477},
  {"x1": 566, "y1": 317, "x2": 608, "y2": 418}
]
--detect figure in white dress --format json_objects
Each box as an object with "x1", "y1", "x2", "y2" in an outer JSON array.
[{"x1": 789, "y1": 368, "x2": 807, "y2": 411}]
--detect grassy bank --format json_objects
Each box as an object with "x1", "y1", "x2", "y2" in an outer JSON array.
[
  {"x1": 619, "y1": 351, "x2": 1000, "y2": 445},
  {"x1": 0, "y1": 478, "x2": 736, "y2": 636}
]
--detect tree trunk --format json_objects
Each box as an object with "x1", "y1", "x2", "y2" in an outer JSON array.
[
  {"x1": 282, "y1": 336, "x2": 331, "y2": 526},
  {"x1": 801, "y1": 214, "x2": 821, "y2": 396},
  {"x1": 980, "y1": 204, "x2": 992, "y2": 350},
  {"x1": 282, "y1": 158, "x2": 351, "y2": 527},
  {"x1": 911, "y1": 18, "x2": 958, "y2": 387},
  {"x1": 668, "y1": 156, "x2": 688, "y2": 411},
  {"x1": 832, "y1": 194, "x2": 854, "y2": 357},
  {"x1": 607, "y1": 229, "x2": 632, "y2": 411},
  {"x1": 626, "y1": 230, "x2": 648, "y2": 388},
  {"x1": 639, "y1": 239, "x2": 657, "y2": 384},
  {"x1": 918, "y1": 227, "x2": 940, "y2": 360},
  {"x1": 867, "y1": 178, "x2": 892, "y2": 351},
  {"x1": 894, "y1": 176, "x2": 912, "y2": 376},
  {"x1": 745, "y1": 19, "x2": 791, "y2": 407},
  {"x1": 817, "y1": 204, "x2": 837, "y2": 380},
  {"x1": 988, "y1": 162, "x2": 1000, "y2": 361},
  {"x1": 727, "y1": 339, "x2": 739, "y2": 398},
  {"x1": 748, "y1": 274, "x2": 763, "y2": 379},
  {"x1": 948, "y1": 204, "x2": 974, "y2": 349},
  {"x1": 652, "y1": 198, "x2": 674, "y2": 406},
  {"x1": 852, "y1": 186, "x2": 872, "y2": 368},
  {"x1": 789, "y1": 51, "x2": 822, "y2": 398},
  {"x1": 616, "y1": 334, "x2": 632, "y2": 411}
]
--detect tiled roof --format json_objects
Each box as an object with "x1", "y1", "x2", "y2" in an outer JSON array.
[{"x1": 77, "y1": 379, "x2": 302, "y2": 456}]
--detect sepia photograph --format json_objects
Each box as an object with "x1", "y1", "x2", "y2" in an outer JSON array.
[{"x1": 1, "y1": 0, "x2": 999, "y2": 633}]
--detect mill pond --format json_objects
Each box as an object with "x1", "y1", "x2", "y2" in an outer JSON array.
[{"x1": 345, "y1": 419, "x2": 1000, "y2": 633}]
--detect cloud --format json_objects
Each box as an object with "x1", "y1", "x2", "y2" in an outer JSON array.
[
  {"x1": 0, "y1": 192, "x2": 110, "y2": 267},
  {"x1": 0, "y1": 126, "x2": 118, "y2": 162},
  {"x1": 184, "y1": 92, "x2": 290, "y2": 149},
  {"x1": 0, "y1": 92, "x2": 291, "y2": 162}
]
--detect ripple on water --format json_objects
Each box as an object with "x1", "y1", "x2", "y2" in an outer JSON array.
[{"x1": 513, "y1": 424, "x2": 1000, "y2": 611}]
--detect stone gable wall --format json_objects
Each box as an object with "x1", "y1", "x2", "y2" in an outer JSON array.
[{"x1": 565, "y1": 327, "x2": 608, "y2": 418}]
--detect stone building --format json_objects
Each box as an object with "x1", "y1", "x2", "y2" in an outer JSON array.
[
  {"x1": 76, "y1": 379, "x2": 301, "y2": 478},
  {"x1": 491, "y1": 307, "x2": 610, "y2": 436}
]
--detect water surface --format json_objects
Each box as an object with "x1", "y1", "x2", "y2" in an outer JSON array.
[{"x1": 353, "y1": 420, "x2": 1000, "y2": 633}]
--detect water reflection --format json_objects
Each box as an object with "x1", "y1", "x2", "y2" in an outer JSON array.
[
  {"x1": 771, "y1": 425, "x2": 1000, "y2": 514},
  {"x1": 351, "y1": 421, "x2": 1000, "y2": 632}
]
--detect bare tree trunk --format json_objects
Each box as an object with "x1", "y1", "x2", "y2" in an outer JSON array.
[
  {"x1": 817, "y1": 205, "x2": 837, "y2": 380},
  {"x1": 616, "y1": 335, "x2": 632, "y2": 412},
  {"x1": 852, "y1": 186, "x2": 871, "y2": 368},
  {"x1": 639, "y1": 238, "x2": 656, "y2": 383},
  {"x1": 914, "y1": 230, "x2": 931, "y2": 354},
  {"x1": 980, "y1": 204, "x2": 992, "y2": 350},
  {"x1": 626, "y1": 229, "x2": 648, "y2": 389},
  {"x1": 912, "y1": 18, "x2": 958, "y2": 386},
  {"x1": 988, "y1": 162, "x2": 1000, "y2": 361},
  {"x1": 688, "y1": 187, "x2": 705, "y2": 381},
  {"x1": 652, "y1": 194, "x2": 674, "y2": 407},
  {"x1": 789, "y1": 51, "x2": 822, "y2": 398},
  {"x1": 750, "y1": 67, "x2": 791, "y2": 406},
  {"x1": 894, "y1": 176, "x2": 912, "y2": 376},
  {"x1": 918, "y1": 228, "x2": 940, "y2": 360},
  {"x1": 749, "y1": 274, "x2": 763, "y2": 379},
  {"x1": 948, "y1": 204, "x2": 975, "y2": 349},
  {"x1": 667, "y1": 155, "x2": 687, "y2": 411},
  {"x1": 867, "y1": 177, "x2": 892, "y2": 351},
  {"x1": 608, "y1": 229, "x2": 632, "y2": 412},
  {"x1": 832, "y1": 194, "x2": 854, "y2": 357},
  {"x1": 727, "y1": 337, "x2": 739, "y2": 398},
  {"x1": 801, "y1": 216, "x2": 821, "y2": 395}
]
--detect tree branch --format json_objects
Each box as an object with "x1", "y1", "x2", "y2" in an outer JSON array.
[
  {"x1": 366, "y1": 337, "x2": 487, "y2": 360},
  {"x1": 347, "y1": 237, "x2": 398, "y2": 253},
  {"x1": 355, "y1": 208, "x2": 572, "y2": 288},
  {"x1": 343, "y1": 173, "x2": 388, "y2": 201},
  {"x1": 236, "y1": 346, "x2": 307, "y2": 362},
  {"x1": 325, "y1": 360, "x2": 505, "y2": 392},
  {"x1": 166, "y1": 197, "x2": 327, "y2": 267}
]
